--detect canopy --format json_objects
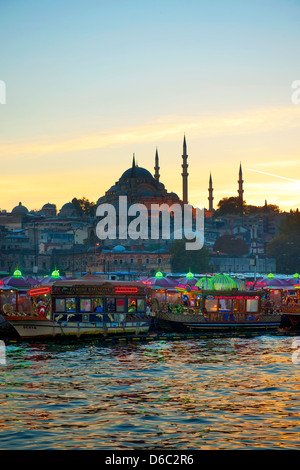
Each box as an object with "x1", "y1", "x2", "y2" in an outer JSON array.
[
  {"x1": 1, "y1": 275, "x2": 33, "y2": 289},
  {"x1": 195, "y1": 276, "x2": 214, "y2": 290},
  {"x1": 253, "y1": 277, "x2": 288, "y2": 290},
  {"x1": 211, "y1": 274, "x2": 237, "y2": 291},
  {"x1": 145, "y1": 276, "x2": 178, "y2": 289}
]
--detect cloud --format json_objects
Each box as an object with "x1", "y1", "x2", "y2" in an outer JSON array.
[{"x1": 1, "y1": 105, "x2": 300, "y2": 159}]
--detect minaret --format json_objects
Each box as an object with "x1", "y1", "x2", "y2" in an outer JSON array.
[
  {"x1": 182, "y1": 135, "x2": 189, "y2": 204},
  {"x1": 154, "y1": 148, "x2": 160, "y2": 181},
  {"x1": 238, "y1": 163, "x2": 244, "y2": 203},
  {"x1": 130, "y1": 153, "x2": 137, "y2": 202},
  {"x1": 208, "y1": 172, "x2": 214, "y2": 211}
]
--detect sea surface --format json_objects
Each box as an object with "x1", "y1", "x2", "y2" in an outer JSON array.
[{"x1": 0, "y1": 333, "x2": 299, "y2": 450}]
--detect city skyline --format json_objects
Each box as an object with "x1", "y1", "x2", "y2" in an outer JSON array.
[{"x1": 1, "y1": 0, "x2": 300, "y2": 212}]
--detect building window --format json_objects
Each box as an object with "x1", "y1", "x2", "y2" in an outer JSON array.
[
  {"x1": 158, "y1": 258, "x2": 161, "y2": 264},
  {"x1": 130, "y1": 259, "x2": 134, "y2": 264},
  {"x1": 146, "y1": 258, "x2": 149, "y2": 264}
]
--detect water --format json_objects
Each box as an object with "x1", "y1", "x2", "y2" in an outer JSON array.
[{"x1": 0, "y1": 333, "x2": 299, "y2": 450}]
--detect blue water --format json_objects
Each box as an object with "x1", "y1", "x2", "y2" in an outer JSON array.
[{"x1": 0, "y1": 333, "x2": 299, "y2": 450}]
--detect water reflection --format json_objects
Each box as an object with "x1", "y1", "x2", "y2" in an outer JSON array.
[{"x1": 0, "y1": 335, "x2": 299, "y2": 449}]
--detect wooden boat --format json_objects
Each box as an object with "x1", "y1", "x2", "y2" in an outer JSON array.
[
  {"x1": 154, "y1": 283, "x2": 281, "y2": 332},
  {"x1": 280, "y1": 289, "x2": 300, "y2": 330},
  {"x1": 6, "y1": 274, "x2": 151, "y2": 339}
]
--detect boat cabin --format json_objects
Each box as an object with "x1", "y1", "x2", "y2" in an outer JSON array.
[
  {"x1": 175, "y1": 285, "x2": 262, "y2": 316},
  {"x1": 27, "y1": 277, "x2": 149, "y2": 323}
]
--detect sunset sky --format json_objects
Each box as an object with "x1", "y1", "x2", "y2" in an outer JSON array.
[{"x1": 1, "y1": 0, "x2": 300, "y2": 213}]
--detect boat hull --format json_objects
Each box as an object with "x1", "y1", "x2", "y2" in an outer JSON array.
[
  {"x1": 156, "y1": 311, "x2": 281, "y2": 332},
  {"x1": 8, "y1": 317, "x2": 151, "y2": 339}
]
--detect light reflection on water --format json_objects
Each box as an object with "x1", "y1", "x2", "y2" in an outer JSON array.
[{"x1": 0, "y1": 334, "x2": 299, "y2": 449}]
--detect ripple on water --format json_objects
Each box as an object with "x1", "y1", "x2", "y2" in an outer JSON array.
[{"x1": 0, "y1": 334, "x2": 299, "y2": 449}]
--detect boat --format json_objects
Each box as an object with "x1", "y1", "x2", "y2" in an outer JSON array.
[
  {"x1": 153, "y1": 275, "x2": 282, "y2": 332},
  {"x1": 280, "y1": 288, "x2": 300, "y2": 330},
  {"x1": 6, "y1": 274, "x2": 151, "y2": 339},
  {"x1": 0, "y1": 284, "x2": 20, "y2": 336}
]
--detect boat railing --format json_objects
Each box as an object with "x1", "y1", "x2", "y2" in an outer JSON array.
[
  {"x1": 281, "y1": 305, "x2": 300, "y2": 314},
  {"x1": 159, "y1": 302, "x2": 280, "y2": 322}
]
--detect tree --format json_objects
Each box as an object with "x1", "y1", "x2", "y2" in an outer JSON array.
[
  {"x1": 214, "y1": 197, "x2": 281, "y2": 217},
  {"x1": 266, "y1": 210, "x2": 300, "y2": 273},
  {"x1": 213, "y1": 235, "x2": 249, "y2": 256},
  {"x1": 72, "y1": 197, "x2": 96, "y2": 216},
  {"x1": 278, "y1": 209, "x2": 300, "y2": 235},
  {"x1": 215, "y1": 197, "x2": 246, "y2": 216},
  {"x1": 266, "y1": 234, "x2": 300, "y2": 274},
  {"x1": 170, "y1": 239, "x2": 210, "y2": 273}
]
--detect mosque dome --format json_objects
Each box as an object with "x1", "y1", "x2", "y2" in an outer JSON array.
[
  {"x1": 12, "y1": 202, "x2": 28, "y2": 215},
  {"x1": 42, "y1": 203, "x2": 56, "y2": 210},
  {"x1": 59, "y1": 202, "x2": 76, "y2": 217},
  {"x1": 120, "y1": 166, "x2": 153, "y2": 180},
  {"x1": 42, "y1": 203, "x2": 57, "y2": 216}
]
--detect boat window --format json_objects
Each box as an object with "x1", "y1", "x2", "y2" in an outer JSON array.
[
  {"x1": 66, "y1": 298, "x2": 76, "y2": 312},
  {"x1": 116, "y1": 298, "x2": 125, "y2": 312},
  {"x1": 205, "y1": 299, "x2": 218, "y2": 312},
  {"x1": 246, "y1": 299, "x2": 258, "y2": 312},
  {"x1": 93, "y1": 298, "x2": 104, "y2": 312},
  {"x1": 0, "y1": 290, "x2": 16, "y2": 315},
  {"x1": 80, "y1": 298, "x2": 92, "y2": 312},
  {"x1": 128, "y1": 298, "x2": 137, "y2": 312},
  {"x1": 106, "y1": 297, "x2": 116, "y2": 312},
  {"x1": 218, "y1": 299, "x2": 232, "y2": 312},
  {"x1": 55, "y1": 298, "x2": 65, "y2": 312},
  {"x1": 18, "y1": 293, "x2": 32, "y2": 315},
  {"x1": 137, "y1": 298, "x2": 145, "y2": 312}
]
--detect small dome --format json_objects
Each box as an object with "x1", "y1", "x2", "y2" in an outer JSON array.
[
  {"x1": 59, "y1": 202, "x2": 76, "y2": 216},
  {"x1": 13, "y1": 268, "x2": 22, "y2": 278},
  {"x1": 42, "y1": 203, "x2": 57, "y2": 216},
  {"x1": 12, "y1": 202, "x2": 28, "y2": 214},
  {"x1": 211, "y1": 274, "x2": 237, "y2": 291},
  {"x1": 111, "y1": 245, "x2": 126, "y2": 253},
  {"x1": 196, "y1": 277, "x2": 214, "y2": 290}
]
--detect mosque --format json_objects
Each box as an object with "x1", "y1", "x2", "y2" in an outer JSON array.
[
  {"x1": 96, "y1": 136, "x2": 189, "y2": 210},
  {"x1": 95, "y1": 135, "x2": 244, "y2": 214},
  {"x1": 10, "y1": 136, "x2": 245, "y2": 217}
]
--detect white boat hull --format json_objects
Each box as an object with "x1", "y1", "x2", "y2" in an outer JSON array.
[{"x1": 8, "y1": 318, "x2": 151, "y2": 339}]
